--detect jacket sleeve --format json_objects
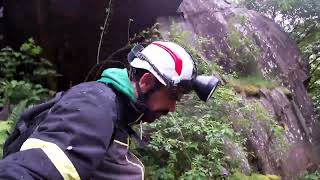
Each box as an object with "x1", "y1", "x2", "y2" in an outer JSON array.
[{"x1": 0, "y1": 83, "x2": 118, "y2": 180}]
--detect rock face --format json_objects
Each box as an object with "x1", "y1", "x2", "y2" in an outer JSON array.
[
  {"x1": 259, "y1": 88, "x2": 316, "y2": 177},
  {"x1": 157, "y1": 0, "x2": 320, "y2": 178}
]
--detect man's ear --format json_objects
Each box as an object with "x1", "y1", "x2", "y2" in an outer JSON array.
[{"x1": 139, "y1": 73, "x2": 157, "y2": 93}]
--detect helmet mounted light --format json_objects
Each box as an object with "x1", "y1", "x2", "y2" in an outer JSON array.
[{"x1": 128, "y1": 44, "x2": 220, "y2": 102}]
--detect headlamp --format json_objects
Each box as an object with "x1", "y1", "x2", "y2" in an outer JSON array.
[
  {"x1": 193, "y1": 75, "x2": 220, "y2": 102},
  {"x1": 128, "y1": 44, "x2": 220, "y2": 102}
]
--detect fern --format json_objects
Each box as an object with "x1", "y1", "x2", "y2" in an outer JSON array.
[
  {"x1": 0, "y1": 100, "x2": 28, "y2": 158},
  {"x1": 0, "y1": 80, "x2": 51, "y2": 106},
  {"x1": 7, "y1": 100, "x2": 28, "y2": 132}
]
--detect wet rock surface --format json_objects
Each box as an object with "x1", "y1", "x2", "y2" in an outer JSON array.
[{"x1": 158, "y1": 0, "x2": 320, "y2": 178}]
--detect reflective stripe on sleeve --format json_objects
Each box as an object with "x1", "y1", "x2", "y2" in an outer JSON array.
[
  {"x1": 20, "y1": 138, "x2": 81, "y2": 180},
  {"x1": 114, "y1": 140, "x2": 128, "y2": 147}
]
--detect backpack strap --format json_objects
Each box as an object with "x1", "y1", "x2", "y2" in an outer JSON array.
[{"x1": 112, "y1": 88, "x2": 146, "y2": 149}]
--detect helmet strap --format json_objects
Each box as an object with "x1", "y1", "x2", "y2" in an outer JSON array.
[{"x1": 134, "y1": 81, "x2": 159, "y2": 117}]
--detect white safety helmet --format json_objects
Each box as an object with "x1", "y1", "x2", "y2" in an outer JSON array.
[
  {"x1": 128, "y1": 41, "x2": 220, "y2": 102},
  {"x1": 130, "y1": 41, "x2": 195, "y2": 86}
]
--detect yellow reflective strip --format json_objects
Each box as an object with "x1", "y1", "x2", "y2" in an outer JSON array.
[
  {"x1": 20, "y1": 138, "x2": 81, "y2": 180},
  {"x1": 114, "y1": 140, "x2": 128, "y2": 147}
]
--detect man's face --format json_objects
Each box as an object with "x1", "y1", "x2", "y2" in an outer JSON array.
[
  {"x1": 136, "y1": 73, "x2": 184, "y2": 123},
  {"x1": 142, "y1": 87, "x2": 183, "y2": 123}
]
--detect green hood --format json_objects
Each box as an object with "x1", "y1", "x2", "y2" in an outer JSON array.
[{"x1": 97, "y1": 68, "x2": 136, "y2": 101}]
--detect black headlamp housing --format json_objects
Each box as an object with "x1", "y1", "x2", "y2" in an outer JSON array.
[{"x1": 128, "y1": 44, "x2": 220, "y2": 102}]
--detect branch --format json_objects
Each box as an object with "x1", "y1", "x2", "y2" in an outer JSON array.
[
  {"x1": 295, "y1": 23, "x2": 317, "y2": 44},
  {"x1": 174, "y1": 123, "x2": 193, "y2": 163},
  {"x1": 94, "y1": 45, "x2": 131, "y2": 79},
  {"x1": 309, "y1": 55, "x2": 319, "y2": 66},
  {"x1": 308, "y1": 61, "x2": 320, "y2": 88},
  {"x1": 309, "y1": 78, "x2": 320, "y2": 89},
  {"x1": 84, "y1": 44, "x2": 131, "y2": 82},
  {"x1": 128, "y1": 19, "x2": 134, "y2": 43},
  {"x1": 96, "y1": 0, "x2": 113, "y2": 65},
  {"x1": 86, "y1": 20, "x2": 161, "y2": 81},
  {"x1": 310, "y1": 59, "x2": 320, "y2": 76}
]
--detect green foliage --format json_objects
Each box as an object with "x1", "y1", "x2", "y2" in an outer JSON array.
[
  {"x1": 226, "y1": 16, "x2": 261, "y2": 76},
  {"x1": 304, "y1": 41, "x2": 320, "y2": 118},
  {"x1": 239, "y1": 0, "x2": 319, "y2": 31},
  {"x1": 0, "y1": 38, "x2": 57, "y2": 83},
  {"x1": 229, "y1": 75, "x2": 279, "y2": 96},
  {"x1": 0, "y1": 38, "x2": 56, "y2": 106},
  {"x1": 135, "y1": 80, "x2": 285, "y2": 179},
  {"x1": 0, "y1": 120, "x2": 14, "y2": 158},
  {"x1": 0, "y1": 100, "x2": 28, "y2": 158},
  {"x1": 131, "y1": 23, "x2": 163, "y2": 45},
  {"x1": 0, "y1": 80, "x2": 52, "y2": 106},
  {"x1": 235, "y1": 76, "x2": 279, "y2": 89},
  {"x1": 301, "y1": 171, "x2": 320, "y2": 180},
  {"x1": 231, "y1": 171, "x2": 280, "y2": 180},
  {"x1": 137, "y1": 91, "x2": 244, "y2": 179},
  {"x1": 241, "y1": 100, "x2": 287, "y2": 148}
]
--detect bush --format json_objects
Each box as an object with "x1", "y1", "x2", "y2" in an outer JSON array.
[
  {"x1": 0, "y1": 38, "x2": 57, "y2": 107},
  {"x1": 0, "y1": 38, "x2": 57, "y2": 84},
  {"x1": 0, "y1": 80, "x2": 52, "y2": 106},
  {"x1": 0, "y1": 101, "x2": 28, "y2": 158},
  {"x1": 301, "y1": 171, "x2": 320, "y2": 180},
  {"x1": 134, "y1": 88, "x2": 246, "y2": 179}
]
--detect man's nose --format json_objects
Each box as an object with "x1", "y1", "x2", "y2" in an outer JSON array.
[{"x1": 169, "y1": 101, "x2": 177, "y2": 112}]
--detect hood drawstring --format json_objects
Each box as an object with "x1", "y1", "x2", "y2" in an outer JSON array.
[{"x1": 140, "y1": 120, "x2": 143, "y2": 140}]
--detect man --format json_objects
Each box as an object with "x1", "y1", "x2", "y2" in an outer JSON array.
[{"x1": 0, "y1": 41, "x2": 219, "y2": 179}]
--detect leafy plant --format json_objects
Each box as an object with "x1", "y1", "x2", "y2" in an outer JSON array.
[
  {"x1": 0, "y1": 38, "x2": 57, "y2": 84},
  {"x1": 0, "y1": 100, "x2": 28, "y2": 158},
  {"x1": 226, "y1": 16, "x2": 261, "y2": 76},
  {"x1": 0, "y1": 120, "x2": 14, "y2": 158},
  {"x1": 304, "y1": 41, "x2": 320, "y2": 119},
  {"x1": 0, "y1": 80, "x2": 52, "y2": 106},
  {"x1": 136, "y1": 92, "x2": 244, "y2": 179},
  {"x1": 231, "y1": 171, "x2": 280, "y2": 180},
  {"x1": 301, "y1": 171, "x2": 320, "y2": 180},
  {"x1": 0, "y1": 38, "x2": 57, "y2": 107}
]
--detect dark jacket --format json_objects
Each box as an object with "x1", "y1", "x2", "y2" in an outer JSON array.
[{"x1": 0, "y1": 81, "x2": 145, "y2": 180}]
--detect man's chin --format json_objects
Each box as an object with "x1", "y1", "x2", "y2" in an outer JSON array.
[
  {"x1": 142, "y1": 116, "x2": 157, "y2": 123},
  {"x1": 142, "y1": 112, "x2": 163, "y2": 123}
]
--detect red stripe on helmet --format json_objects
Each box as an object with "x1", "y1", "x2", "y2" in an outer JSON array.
[{"x1": 152, "y1": 42, "x2": 183, "y2": 75}]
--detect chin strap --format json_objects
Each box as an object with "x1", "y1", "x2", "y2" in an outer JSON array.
[
  {"x1": 131, "y1": 82, "x2": 149, "y2": 115},
  {"x1": 134, "y1": 81, "x2": 158, "y2": 115},
  {"x1": 135, "y1": 81, "x2": 158, "y2": 102},
  {"x1": 140, "y1": 120, "x2": 143, "y2": 140}
]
